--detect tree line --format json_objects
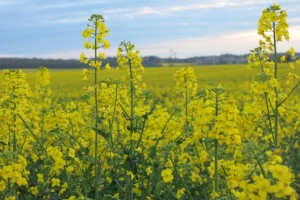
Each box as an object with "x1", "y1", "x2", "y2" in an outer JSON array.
[{"x1": 0, "y1": 53, "x2": 298, "y2": 69}]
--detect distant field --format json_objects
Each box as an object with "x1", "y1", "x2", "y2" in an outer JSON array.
[{"x1": 23, "y1": 63, "x2": 299, "y2": 100}]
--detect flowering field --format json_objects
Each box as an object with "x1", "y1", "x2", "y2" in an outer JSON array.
[
  {"x1": 23, "y1": 64, "x2": 257, "y2": 99},
  {"x1": 1, "y1": 4, "x2": 300, "y2": 200}
]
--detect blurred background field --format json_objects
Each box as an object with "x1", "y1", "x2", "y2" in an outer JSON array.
[{"x1": 23, "y1": 63, "x2": 299, "y2": 101}]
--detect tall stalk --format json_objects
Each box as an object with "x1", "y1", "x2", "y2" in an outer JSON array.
[
  {"x1": 127, "y1": 49, "x2": 134, "y2": 200},
  {"x1": 12, "y1": 85, "x2": 17, "y2": 153},
  {"x1": 117, "y1": 41, "x2": 145, "y2": 200},
  {"x1": 81, "y1": 14, "x2": 110, "y2": 198},
  {"x1": 272, "y1": 22, "x2": 279, "y2": 148},
  {"x1": 214, "y1": 139, "x2": 218, "y2": 193},
  {"x1": 93, "y1": 16, "x2": 99, "y2": 199},
  {"x1": 128, "y1": 57, "x2": 135, "y2": 158},
  {"x1": 184, "y1": 75, "x2": 188, "y2": 123},
  {"x1": 214, "y1": 91, "x2": 219, "y2": 193}
]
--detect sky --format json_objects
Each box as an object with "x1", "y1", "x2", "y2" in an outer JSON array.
[{"x1": 0, "y1": 0, "x2": 299, "y2": 59}]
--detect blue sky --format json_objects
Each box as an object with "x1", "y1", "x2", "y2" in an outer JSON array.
[{"x1": 0, "y1": 0, "x2": 299, "y2": 59}]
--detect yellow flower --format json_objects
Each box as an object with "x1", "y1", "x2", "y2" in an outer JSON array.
[
  {"x1": 51, "y1": 178, "x2": 61, "y2": 187},
  {"x1": 210, "y1": 191, "x2": 220, "y2": 199},
  {"x1": 288, "y1": 47, "x2": 295, "y2": 56},
  {"x1": 91, "y1": 42, "x2": 97, "y2": 50},
  {"x1": 37, "y1": 173, "x2": 44, "y2": 183},
  {"x1": 59, "y1": 182, "x2": 68, "y2": 195},
  {"x1": 53, "y1": 163, "x2": 65, "y2": 175},
  {"x1": 104, "y1": 63, "x2": 111, "y2": 70},
  {"x1": 4, "y1": 196, "x2": 16, "y2": 200},
  {"x1": 174, "y1": 67, "x2": 198, "y2": 97},
  {"x1": 280, "y1": 55, "x2": 286, "y2": 62},
  {"x1": 161, "y1": 168, "x2": 174, "y2": 183},
  {"x1": 146, "y1": 167, "x2": 152, "y2": 176},
  {"x1": 126, "y1": 171, "x2": 135, "y2": 180},
  {"x1": 52, "y1": 148, "x2": 63, "y2": 160},
  {"x1": 82, "y1": 27, "x2": 94, "y2": 38},
  {"x1": 102, "y1": 40, "x2": 110, "y2": 49},
  {"x1": 98, "y1": 52, "x2": 106, "y2": 59},
  {"x1": 267, "y1": 164, "x2": 293, "y2": 184},
  {"x1": 68, "y1": 148, "x2": 76, "y2": 158},
  {"x1": 133, "y1": 183, "x2": 142, "y2": 196},
  {"x1": 0, "y1": 180, "x2": 6, "y2": 192},
  {"x1": 67, "y1": 196, "x2": 76, "y2": 200},
  {"x1": 66, "y1": 165, "x2": 74, "y2": 173},
  {"x1": 82, "y1": 69, "x2": 89, "y2": 81},
  {"x1": 80, "y1": 53, "x2": 88, "y2": 64},
  {"x1": 30, "y1": 186, "x2": 39, "y2": 196},
  {"x1": 0, "y1": 165, "x2": 14, "y2": 180},
  {"x1": 89, "y1": 60, "x2": 102, "y2": 69},
  {"x1": 114, "y1": 193, "x2": 120, "y2": 199},
  {"x1": 176, "y1": 188, "x2": 185, "y2": 199},
  {"x1": 16, "y1": 176, "x2": 28, "y2": 186},
  {"x1": 84, "y1": 41, "x2": 91, "y2": 49},
  {"x1": 253, "y1": 174, "x2": 272, "y2": 198}
]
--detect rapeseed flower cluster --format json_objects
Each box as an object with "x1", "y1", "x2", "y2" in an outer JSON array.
[
  {"x1": 258, "y1": 3, "x2": 289, "y2": 50},
  {"x1": 174, "y1": 67, "x2": 198, "y2": 98},
  {"x1": 80, "y1": 14, "x2": 110, "y2": 69}
]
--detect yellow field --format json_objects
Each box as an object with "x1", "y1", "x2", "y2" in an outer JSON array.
[
  {"x1": 2, "y1": 3, "x2": 300, "y2": 199},
  {"x1": 24, "y1": 63, "x2": 299, "y2": 100},
  {"x1": 2, "y1": 62, "x2": 299, "y2": 199},
  {"x1": 24, "y1": 64, "x2": 253, "y2": 98}
]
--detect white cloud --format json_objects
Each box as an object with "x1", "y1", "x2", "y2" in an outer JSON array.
[
  {"x1": 289, "y1": 17, "x2": 300, "y2": 24},
  {"x1": 105, "y1": 0, "x2": 274, "y2": 19},
  {"x1": 136, "y1": 7, "x2": 161, "y2": 15},
  {"x1": 30, "y1": 48, "x2": 118, "y2": 60},
  {"x1": 138, "y1": 26, "x2": 300, "y2": 58},
  {"x1": 42, "y1": 17, "x2": 87, "y2": 25},
  {"x1": 26, "y1": 0, "x2": 109, "y2": 10},
  {"x1": 0, "y1": 0, "x2": 16, "y2": 6},
  {"x1": 168, "y1": 1, "x2": 235, "y2": 12},
  {"x1": 0, "y1": 53, "x2": 27, "y2": 58}
]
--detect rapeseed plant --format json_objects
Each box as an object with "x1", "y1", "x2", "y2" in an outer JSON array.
[
  {"x1": 80, "y1": 14, "x2": 110, "y2": 199},
  {"x1": 246, "y1": 4, "x2": 299, "y2": 198}
]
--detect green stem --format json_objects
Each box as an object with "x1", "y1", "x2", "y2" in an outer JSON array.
[
  {"x1": 68, "y1": 117, "x2": 76, "y2": 146},
  {"x1": 140, "y1": 174, "x2": 152, "y2": 199},
  {"x1": 278, "y1": 80, "x2": 300, "y2": 106},
  {"x1": 170, "y1": 157, "x2": 194, "y2": 200},
  {"x1": 256, "y1": 157, "x2": 266, "y2": 178},
  {"x1": 128, "y1": 59, "x2": 134, "y2": 200},
  {"x1": 13, "y1": 89, "x2": 17, "y2": 153},
  {"x1": 8, "y1": 125, "x2": 11, "y2": 152},
  {"x1": 129, "y1": 57, "x2": 135, "y2": 158},
  {"x1": 184, "y1": 74, "x2": 188, "y2": 125},
  {"x1": 272, "y1": 22, "x2": 279, "y2": 148},
  {"x1": 273, "y1": 23, "x2": 278, "y2": 79},
  {"x1": 123, "y1": 42, "x2": 135, "y2": 200},
  {"x1": 66, "y1": 117, "x2": 85, "y2": 149},
  {"x1": 214, "y1": 92, "x2": 219, "y2": 193},
  {"x1": 264, "y1": 92, "x2": 275, "y2": 144},
  {"x1": 18, "y1": 114, "x2": 48, "y2": 155},
  {"x1": 215, "y1": 93, "x2": 219, "y2": 116},
  {"x1": 134, "y1": 116, "x2": 147, "y2": 157},
  {"x1": 109, "y1": 83, "x2": 119, "y2": 148},
  {"x1": 214, "y1": 139, "x2": 219, "y2": 193},
  {"x1": 94, "y1": 17, "x2": 99, "y2": 200},
  {"x1": 154, "y1": 110, "x2": 177, "y2": 148},
  {"x1": 258, "y1": 52, "x2": 265, "y2": 73}
]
